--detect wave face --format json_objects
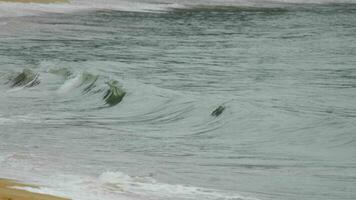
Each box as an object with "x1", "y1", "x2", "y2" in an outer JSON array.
[
  {"x1": 0, "y1": 3, "x2": 356, "y2": 200},
  {"x1": 0, "y1": 0, "x2": 356, "y2": 18}
]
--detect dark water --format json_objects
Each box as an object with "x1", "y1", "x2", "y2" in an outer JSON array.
[{"x1": 0, "y1": 3, "x2": 356, "y2": 200}]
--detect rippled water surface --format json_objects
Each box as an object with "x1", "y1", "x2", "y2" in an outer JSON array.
[{"x1": 0, "y1": 3, "x2": 356, "y2": 200}]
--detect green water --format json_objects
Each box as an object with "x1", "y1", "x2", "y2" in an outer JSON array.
[{"x1": 0, "y1": 4, "x2": 355, "y2": 200}]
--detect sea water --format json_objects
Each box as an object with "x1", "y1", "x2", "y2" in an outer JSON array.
[{"x1": 0, "y1": 0, "x2": 355, "y2": 200}]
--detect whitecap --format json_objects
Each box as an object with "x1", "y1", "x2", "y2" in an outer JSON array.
[{"x1": 57, "y1": 74, "x2": 83, "y2": 94}]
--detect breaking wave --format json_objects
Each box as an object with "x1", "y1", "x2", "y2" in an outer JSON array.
[
  {"x1": 0, "y1": 152, "x2": 256, "y2": 200},
  {"x1": 0, "y1": 0, "x2": 355, "y2": 19},
  {"x1": 1, "y1": 4, "x2": 355, "y2": 200}
]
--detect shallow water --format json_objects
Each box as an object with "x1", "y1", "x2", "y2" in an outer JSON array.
[{"x1": 0, "y1": 1, "x2": 356, "y2": 200}]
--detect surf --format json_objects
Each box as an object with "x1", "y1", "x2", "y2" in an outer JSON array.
[{"x1": 0, "y1": 0, "x2": 355, "y2": 19}]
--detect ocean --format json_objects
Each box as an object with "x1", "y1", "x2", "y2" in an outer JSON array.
[{"x1": 0, "y1": 0, "x2": 355, "y2": 200}]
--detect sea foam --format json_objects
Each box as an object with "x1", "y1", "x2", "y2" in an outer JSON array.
[
  {"x1": 0, "y1": 0, "x2": 355, "y2": 19},
  {"x1": 0, "y1": 151, "x2": 252, "y2": 200},
  {"x1": 1, "y1": 169, "x2": 257, "y2": 200}
]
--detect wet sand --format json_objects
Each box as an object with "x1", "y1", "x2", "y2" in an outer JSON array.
[{"x1": 0, "y1": 179, "x2": 69, "y2": 200}]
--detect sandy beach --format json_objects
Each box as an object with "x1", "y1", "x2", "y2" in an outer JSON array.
[{"x1": 0, "y1": 179, "x2": 69, "y2": 200}]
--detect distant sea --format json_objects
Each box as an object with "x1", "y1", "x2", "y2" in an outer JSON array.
[{"x1": 0, "y1": 0, "x2": 355, "y2": 200}]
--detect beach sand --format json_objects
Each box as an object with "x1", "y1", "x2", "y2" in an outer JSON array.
[
  {"x1": 0, "y1": 179, "x2": 69, "y2": 200},
  {"x1": 0, "y1": 0, "x2": 68, "y2": 3}
]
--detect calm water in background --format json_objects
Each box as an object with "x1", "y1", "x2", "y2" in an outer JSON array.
[{"x1": 0, "y1": 2, "x2": 356, "y2": 200}]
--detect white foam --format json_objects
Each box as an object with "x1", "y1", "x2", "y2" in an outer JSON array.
[
  {"x1": 2, "y1": 170, "x2": 257, "y2": 200},
  {"x1": 0, "y1": 0, "x2": 355, "y2": 19},
  {"x1": 0, "y1": 154, "x2": 6, "y2": 164},
  {"x1": 0, "y1": 150, "x2": 255, "y2": 200},
  {"x1": 0, "y1": 0, "x2": 183, "y2": 19},
  {"x1": 0, "y1": 116, "x2": 11, "y2": 124},
  {"x1": 0, "y1": 3, "x2": 78, "y2": 18},
  {"x1": 57, "y1": 74, "x2": 83, "y2": 94},
  {"x1": 98, "y1": 171, "x2": 256, "y2": 200}
]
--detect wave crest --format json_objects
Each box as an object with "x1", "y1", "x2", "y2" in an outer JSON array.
[{"x1": 0, "y1": 0, "x2": 355, "y2": 19}]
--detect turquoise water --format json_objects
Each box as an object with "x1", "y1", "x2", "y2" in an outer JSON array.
[{"x1": 0, "y1": 2, "x2": 356, "y2": 200}]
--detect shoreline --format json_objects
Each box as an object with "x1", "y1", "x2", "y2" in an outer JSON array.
[{"x1": 0, "y1": 178, "x2": 70, "y2": 200}]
